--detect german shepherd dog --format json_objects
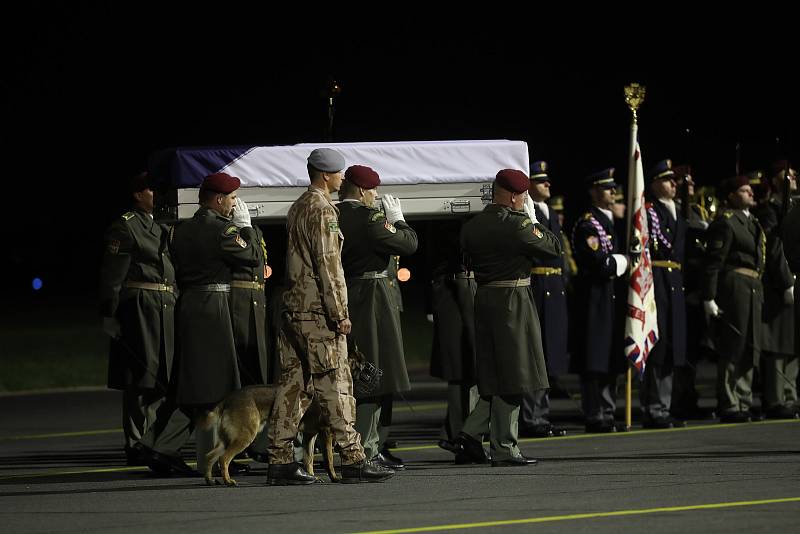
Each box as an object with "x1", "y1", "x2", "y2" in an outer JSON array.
[{"x1": 201, "y1": 344, "x2": 371, "y2": 486}]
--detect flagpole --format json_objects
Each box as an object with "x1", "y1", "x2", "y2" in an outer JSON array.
[{"x1": 623, "y1": 83, "x2": 646, "y2": 431}]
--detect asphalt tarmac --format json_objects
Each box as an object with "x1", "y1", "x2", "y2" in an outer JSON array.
[{"x1": 1, "y1": 368, "x2": 798, "y2": 534}]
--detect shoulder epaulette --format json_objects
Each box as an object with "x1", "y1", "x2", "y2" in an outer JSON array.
[
  {"x1": 582, "y1": 212, "x2": 593, "y2": 221},
  {"x1": 369, "y1": 209, "x2": 386, "y2": 222},
  {"x1": 122, "y1": 212, "x2": 135, "y2": 221},
  {"x1": 224, "y1": 225, "x2": 239, "y2": 236},
  {"x1": 722, "y1": 210, "x2": 734, "y2": 219},
  {"x1": 519, "y1": 217, "x2": 532, "y2": 229}
]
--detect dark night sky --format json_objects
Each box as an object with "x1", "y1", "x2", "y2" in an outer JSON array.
[{"x1": 3, "y1": 6, "x2": 798, "y2": 297}]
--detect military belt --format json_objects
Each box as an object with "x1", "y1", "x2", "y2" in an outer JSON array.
[
  {"x1": 732, "y1": 267, "x2": 760, "y2": 279},
  {"x1": 531, "y1": 267, "x2": 562, "y2": 276},
  {"x1": 124, "y1": 281, "x2": 174, "y2": 293},
  {"x1": 352, "y1": 270, "x2": 389, "y2": 280},
  {"x1": 230, "y1": 280, "x2": 265, "y2": 290},
  {"x1": 451, "y1": 271, "x2": 475, "y2": 280},
  {"x1": 184, "y1": 283, "x2": 231, "y2": 292},
  {"x1": 480, "y1": 278, "x2": 531, "y2": 288},
  {"x1": 652, "y1": 260, "x2": 682, "y2": 270}
]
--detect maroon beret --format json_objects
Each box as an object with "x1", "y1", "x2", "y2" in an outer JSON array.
[
  {"x1": 201, "y1": 172, "x2": 240, "y2": 194},
  {"x1": 129, "y1": 172, "x2": 150, "y2": 193},
  {"x1": 345, "y1": 165, "x2": 381, "y2": 189},
  {"x1": 495, "y1": 169, "x2": 529, "y2": 194},
  {"x1": 719, "y1": 175, "x2": 750, "y2": 198}
]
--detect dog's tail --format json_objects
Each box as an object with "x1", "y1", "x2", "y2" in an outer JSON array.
[{"x1": 199, "y1": 406, "x2": 224, "y2": 477}]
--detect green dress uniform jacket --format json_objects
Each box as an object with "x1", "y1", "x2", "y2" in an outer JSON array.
[
  {"x1": 230, "y1": 225, "x2": 270, "y2": 385},
  {"x1": 170, "y1": 207, "x2": 261, "y2": 405},
  {"x1": 753, "y1": 201, "x2": 795, "y2": 355},
  {"x1": 337, "y1": 201, "x2": 419, "y2": 396},
  {"x1": 701, "y1": 209, "x2": 767, "y2": 364},
  {"x1": 100, "y1": 208, "x2": 176, "y2": 391},
  {"x1": 460, "y1": 204, "x2": 561, "y2": 396}
]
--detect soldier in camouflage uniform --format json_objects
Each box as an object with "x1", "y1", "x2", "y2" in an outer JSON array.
[
  {"x1": 170, "y1": 172, "x2": 262, "y2": 473},
  {"x1": 100, "y1": 172, "x2": 177, "y2": 466},
  {"x1": 266, "y1": 148, "x2": 394, "y2": 485},
  {"x1": 337, "y1": 165, "x2": 418, "y2": 469},
  {"x1": 456, "y1": 169, "x2": 560, "y2": 467}
]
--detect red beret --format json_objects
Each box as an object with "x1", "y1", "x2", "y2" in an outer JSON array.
[
  {"x1": 719, "y1": 175, "x2": 750, "y2": 198},
  {"x1": 201, "y1": 172, "x2": 240, "y2": 194},
  {"x1": 345, "y1": 165, "x2": 381, "y2": 189},
  {"x1": 495, "y1": 169, "x2": 529, "y2": 194}
]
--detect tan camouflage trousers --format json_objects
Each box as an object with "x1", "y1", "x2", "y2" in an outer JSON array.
[{"x1": 267, "y1": 318, "x2": 365, "y2": 465}]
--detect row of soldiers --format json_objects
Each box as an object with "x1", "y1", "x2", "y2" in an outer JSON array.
[
  {"x1": 101, "y1": 149, "x2": 799, "y2": 478},
  {"x1": 430, "y1": 158, "x2": 799, "y2": 459}
]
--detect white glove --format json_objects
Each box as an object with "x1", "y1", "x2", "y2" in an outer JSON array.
[
  {"x1": 703, "y1": 300, "x2": 721, "y2": 319},
  {"x1": 382, "y1": 194, "x2": 405, "y2": 224},
  {"x1": 231, "y1": 197, "x2": 252, "y2": 228},
  {"x1": 103, "y1": 317, "x2": 121, "y2": 339},
  {"x1": 611, "y1": 254, "x2": 628, "y2": 277},
  {"x1": 523, "y1": 194, "x2": 539, "y2": 224},
  {"x1": 784, "y1": 286, "x2": 795, "y2": 306},
  {"x1": 426, "y1": 313, "x2": 434, "y2": 323}
]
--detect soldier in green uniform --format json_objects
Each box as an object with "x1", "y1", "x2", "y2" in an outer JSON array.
[
  {"x1": 266, "y1": 148, "x2": 394, "y2": 485},
  {"x1": 100, "y1": 172, "x2": 177, "y2": 466},
  {"x1": 337, "y1": 164, "x2": 419, "y2": 469},
  {"x1": 752, "y1": 163, "x2": 797, "y2": 418},
  {"x1": 228, "y1": 197, "x2": 273, "y2": 460},
  {"x1": 170, "y1": 172, "x2": 262, "y2": 473},
  {"x1": 701, "y1": 175, "x2": 782, "y2": 423},
  {"x1": 456, "y1": 169, "x2": 561, "y2": 467}
]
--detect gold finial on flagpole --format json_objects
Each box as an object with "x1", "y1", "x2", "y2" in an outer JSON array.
[{"x1": 624, "y1": 83, "x2": 646, "y2": 124}]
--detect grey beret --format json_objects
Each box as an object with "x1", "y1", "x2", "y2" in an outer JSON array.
[{"x1": 307, "y1": 148, "x2": 346, "y2": 172}]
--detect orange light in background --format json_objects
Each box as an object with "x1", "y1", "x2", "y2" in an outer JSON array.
[
  {"x1": 397, "y1": 268, "x2": 411, "y2": 282},
  {"x1": 264, "y1": 265, "x2": 273, "y2": 279}
]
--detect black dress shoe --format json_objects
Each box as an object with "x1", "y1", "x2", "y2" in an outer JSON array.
[
  {"x1": 642, "y1": 416, "x2": 674, "y2": 429},
  {"x1": 720, "y1": 411, "x2": 751, "y2": 424},
  {"x1": 491, "y1": 455, "x2": 538, "y2": 467},
  {"x1": 266, "y1": 462, "x2": 315, "y2": 486},
  {"x1": 765, "y1": 405, "x2": 800, "y2": 420},
  {"x1": 247, "y1": 448, "x2": 270, "y2": 463},
  {"x1": 453, "y1": 432, "x2": 489, "y2": 464},
  {"x1": 373, "y1": 452, "x2": 405, "y2": 470},
  {"x1": 125, "y1": 444, "x2": 148, "y2": 466},
  {"x1": 519, "y1": 424, "x2": 553, "y2": 438},
  {"x1": 380, "y1": 447, "x2": 405, "y2": 468},
  {"x1": 340, "y1": 459, "x2": 395, "y2": 483},
  {"x1": 438, "y1": 439, "x2": 460, "y2": 454},
  {"x1": 146, "y1": 449, "x2": 197, "y2": 476},
  {"x1": 585, "y1": 420, "x2": 615, "y2": 433}
]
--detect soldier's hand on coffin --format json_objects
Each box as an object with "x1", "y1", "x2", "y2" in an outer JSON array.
[
  {"x1": 103, "y1": 317, "x2": 121, "y2": 339},
  {"x1": 232, "y1": 197, "x2": 252, "y2": 228},
  {"x1": 785, "y1": 285, "x2": 795, "y2": 305},
  {"x1": 382, "y1": 194, "x2": 405, "y2": 224},
  {"x1": 523, "y1": 194, "x2": 539, "y2": 224},
  {"x1": 703, "y1": 299, "x2": 721, "y2": 319}
]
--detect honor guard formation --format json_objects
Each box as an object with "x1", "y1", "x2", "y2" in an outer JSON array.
[{"x1": 100, "y1": 148, "x2": 799, "y2": 484}]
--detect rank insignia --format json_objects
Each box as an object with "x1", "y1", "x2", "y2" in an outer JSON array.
[
  {"x1": 519, "y1": 218, "x2": 532, "y2": 229},
  {"x1": 108, "y1": 240, "x2": 120, "y2": 254},
  {"x1": 587, "y1": 236, "x2": 600, "y2": 251},
  {"x1": 225, "y1": 225, "x2": 239, "y2": 236},
  {"x1": 122, "y1": 212, "x2": 135, "y2": 221},
  {"x1": 235, "y1": 235, "x2": 247, "y2": 248},
  {"x1": 370, "y1": 210, "x2": 386, "y2": 222},
  {"x1": 384, "y1": 221, "x2": 397, "y2": 233},
  {"x1": 328, "y1": 221, "x2": 340, "y2": 233}
]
